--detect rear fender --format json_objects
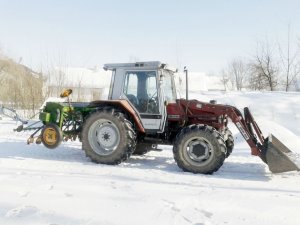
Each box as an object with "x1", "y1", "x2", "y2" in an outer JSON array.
[{"x1": 89, "y1": 100, "x2": 145, "y2": 133}]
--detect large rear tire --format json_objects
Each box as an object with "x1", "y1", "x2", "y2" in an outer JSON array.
[
  {"x1": 82, "y1": 109, "x2": 136, "y2": 165},
  {"x1": 173, "y1": 124, "x2": 226, "y2": 174}
]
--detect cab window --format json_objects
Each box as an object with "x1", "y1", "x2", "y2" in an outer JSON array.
[{"x1": 123, "y1": 71, "x2": 159, "y2": 114}]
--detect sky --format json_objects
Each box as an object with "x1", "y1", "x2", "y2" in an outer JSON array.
[{"x1": 0, "y1": 0, "x2": 299, "y2": 73}]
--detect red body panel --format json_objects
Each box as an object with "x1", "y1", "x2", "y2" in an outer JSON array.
[{"x1": 167, "y1": 99, "x2": 227, "y2": 131}]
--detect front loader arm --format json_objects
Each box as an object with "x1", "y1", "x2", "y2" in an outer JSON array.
[
  {"x1": 221, "y1": 105, "x2": 265, "y2": 157},
  {"x1": 184, "y1": 100, "x2": 299, "y2": 173},
  {"x1": 194, "y1": 103, "x2": 265, "y2": 157}
]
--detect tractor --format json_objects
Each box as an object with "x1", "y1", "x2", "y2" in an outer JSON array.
[{"x1": 19, "y1": 61, "x2": 299, "y2": 174}]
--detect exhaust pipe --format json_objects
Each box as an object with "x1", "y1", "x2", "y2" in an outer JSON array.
[{"x1": 264, "y1": 134, "x2": 300, "y2": 173}]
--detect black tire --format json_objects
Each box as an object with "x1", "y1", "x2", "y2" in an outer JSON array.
[
  {"x1": 173, "y1": 124, "x2": 226, "y2": 174},
  {"x1": 41, "y1": 123, "x2": 63, "y2": 149},
  {"x1": 133, "y1": 143, "x2": 152, "y2": 155},
  {"x1": 224, "y1": 128, "x2": 234, "y2": 158},
  {"x1": 82, "y1": 108, "x2": 136, "y2": 165}
]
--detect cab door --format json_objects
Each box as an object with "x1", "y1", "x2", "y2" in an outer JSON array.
[{"x1": 122, "y1": 70, "x2": 166, "y2": 132}]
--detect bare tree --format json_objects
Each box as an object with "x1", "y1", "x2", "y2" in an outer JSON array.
[
  {"x1": 0, "y1": 61, "x2": 6, "y2": 85},
  {"x1": 76, "y1": 74, "x2": 84, "y2": 101},
  {"x1": 250, "y1": 41, "x2": 279, "y2": 91},
  {"x1": 42, "y1": 52, "x2": 68, "y2": 98},
  {"x1": 23, "y1": 71, "x2": 43, "y2": 115},
  {"x1": 220, "y1": 69, "x2": 230, "y2": 91},
  {"x1": 247, "y1": 65, "x2": 265, "y2": 91},
  {"x1": 55, "y1": 68, "x2": 66, "y2": 96},
  {"x1": 278, "y1": 24, "x2": 300, "y2": 91},
  {"x1": 229, "y1": 59, "x2": 249, "y2": 90},
  {"x1": 0, "y1": 54, "x2": 9, "y2": 85},
  {"x1": 0, "y1": 56, "x2": 43, "y2": 116},
  {"x1": 220, "y1": 59, "x2": 249, "y2": 91}
]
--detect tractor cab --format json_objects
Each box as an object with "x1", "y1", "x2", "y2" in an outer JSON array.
[{"x1": 104, "y1": 62, "x2": 177, "y2": 132}]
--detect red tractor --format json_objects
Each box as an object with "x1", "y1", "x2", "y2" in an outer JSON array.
[{"x1": 23, "y1": 61, "x2": 299, "y2": 174}]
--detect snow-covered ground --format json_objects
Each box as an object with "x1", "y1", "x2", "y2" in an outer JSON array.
[{"x1": 0, "y1": 91, "x2": 300, "y2": 225}]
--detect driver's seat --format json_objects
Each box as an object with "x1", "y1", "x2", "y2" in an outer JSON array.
[
  {"x1": 126, "y1": 94, "x2": 139, "y2": 108},
  {"x1": 138, "y1": 98, "x2": 148, "y2": 113}
]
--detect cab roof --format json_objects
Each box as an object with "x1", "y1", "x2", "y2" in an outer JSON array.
[{"x1": 103, "y1": 61, "x2": 177, "y2": 73}]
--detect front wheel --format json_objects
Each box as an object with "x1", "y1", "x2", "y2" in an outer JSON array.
[
  {"x1": 173, "y1": 125, "x2": 226, "y2": 174},
  {"x1": 224, "y1": 128, "x2": 234, "y2": 158},
  {"x1": 82, "y1": 109, "x2": 136, "y2": 164}
]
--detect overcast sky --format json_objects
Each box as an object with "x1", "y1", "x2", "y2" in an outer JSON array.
[{"x1": 0, "y1": 0, "x2": 299, "y2": 73}]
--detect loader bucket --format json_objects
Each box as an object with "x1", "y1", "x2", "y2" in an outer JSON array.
[{"x1": 265, "y1": 134, "x2": 300, "y2": 173}]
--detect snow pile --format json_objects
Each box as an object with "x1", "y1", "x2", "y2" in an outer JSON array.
[
  {"x1": 0, "y1": 91, "x2": 299, "y2": 225},
  {"x1": 175, "y1": 72, "x2": 224, "y2": 93},
  {"x1": 189, "y1": 91, "x2": 300, "y2": 151},
  {"x1": 47, "y1": 67, "x2": 112, "y2": 89}
]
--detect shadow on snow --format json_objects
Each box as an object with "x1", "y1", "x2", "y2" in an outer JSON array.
[{"x1": 0, "y1": 140, "x2": 271, "y2": 182}]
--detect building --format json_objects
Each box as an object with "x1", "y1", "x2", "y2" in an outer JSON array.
[{"x1": 46, "y1": 67, "x2": 112, "y2": 102}]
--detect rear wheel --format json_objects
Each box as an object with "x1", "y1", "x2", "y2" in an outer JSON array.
[
  {"x1": 173, "y1": 125, "x2": 226, "y2": 174},
  {"x1": 82, "y1": 109, "x2": 136, "y2": 164}
]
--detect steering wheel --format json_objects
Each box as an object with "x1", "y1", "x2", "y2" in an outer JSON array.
[{"x1": 146, "y1": 91, "x2": 159, "y2": 113}]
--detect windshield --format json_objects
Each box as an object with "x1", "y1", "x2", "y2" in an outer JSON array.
[{"x1": 162, "y1": 71, "x2": 176, "y2": 103}]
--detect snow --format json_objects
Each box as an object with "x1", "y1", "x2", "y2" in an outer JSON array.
[
  {"x1": 179, "y1": 72, "x2": 224, "y2": 92},
  {"x1": 0, "y1": 91, "x2": 300, "y2": 225}
]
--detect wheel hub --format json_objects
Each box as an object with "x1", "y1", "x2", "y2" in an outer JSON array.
[
  {"x1": 43, "y1": 128, "x2": 57, "y2": 145},
  {"x1": 88, "y1": 119, "x2": 121, "y2": 156},
  {"x1": 97, "y1": 125, "x2": 118, "y2": 149},
  {"x1": 188, "y1": 140, "x2": 210, "y2": 161},
  {"x1": 102, "y1": 132, "x2": 110, "y2": 141}
]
